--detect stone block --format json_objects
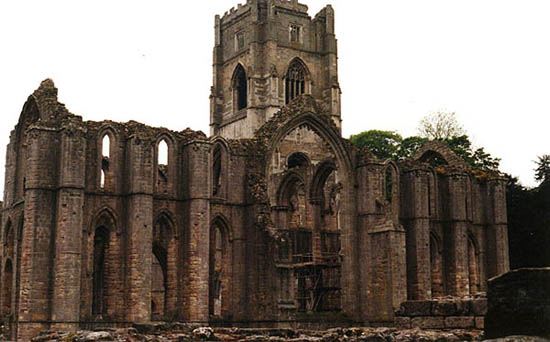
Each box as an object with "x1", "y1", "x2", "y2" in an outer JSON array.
[
  {"x1": 471, "y1": 298, "x2": 488, "y2": 316},
  {"x1": 475, "y1": 317, "x2": 485, "y2": 330},
  {"x1": 431, "y1": 301, "x2": 457, "y2": 316},
  {"x1": 445, "y1": 316, "x2": 475, "y2": 329},
  {"x1": 394, "y1": 317, "x2": 411, "y2": 329},
  {"x1": 399, "y1": 301, "x2": 432, "y2": 316},
  {"x1": 411, "y1": 317, "x2": 445, "y2": 329}
]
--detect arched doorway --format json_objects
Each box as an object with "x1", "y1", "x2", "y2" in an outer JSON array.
[{"x1": 209, "y1": 219, "x2": 231, "y2": 319}]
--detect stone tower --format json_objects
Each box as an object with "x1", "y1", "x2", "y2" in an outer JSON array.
[{"x1": 210, "y1": 0, "x2": 341, "y2": 139}]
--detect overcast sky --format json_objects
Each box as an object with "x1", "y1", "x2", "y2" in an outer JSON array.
[{"x1": 1, "y1": 0, "x2": 549, "y2": 197}]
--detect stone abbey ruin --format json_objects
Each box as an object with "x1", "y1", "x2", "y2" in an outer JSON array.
[{"x1": 1, "y1": 0, "x2": 510, "y2": 340}]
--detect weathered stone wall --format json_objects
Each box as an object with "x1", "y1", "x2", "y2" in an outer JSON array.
[
  {"x1": 0, "y1": 2, "x2": 511, "y2": 341},
  {"x1": 485, "y1": 268, "x2": 550, "y2": 339}
]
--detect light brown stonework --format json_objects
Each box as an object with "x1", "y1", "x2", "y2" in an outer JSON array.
[{"x1": 0, "y1": 1, "x2": 509, "y2": 340}]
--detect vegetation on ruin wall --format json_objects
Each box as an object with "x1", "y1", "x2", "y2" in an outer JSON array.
[{"x1": 349, "y1": 110, "x2": 549, "y2": 268}]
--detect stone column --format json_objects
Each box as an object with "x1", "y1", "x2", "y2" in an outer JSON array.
[
  {"x1": 444, "y1": 172, "x2": 469, "y2": 297},
  {"x1": 126, "y1": 134, "x2": 154, "y2": 322},
  {"x1": 401, "y1": 167, "x2": 431, "y2": 300},
  {"x1": 486, "y1": 177, "x2": 509, "y2": 278},
  {"x1": 51, "y1": 124, "x2": 87, "y2": 332},
  {"x1": 184, "y1": 141, "x2": 211, "y2": 322},
  {"x1": 17, "y1": 127, "x2": 58, "y2": 341}
]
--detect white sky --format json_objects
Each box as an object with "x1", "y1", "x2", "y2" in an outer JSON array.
[{"x1": 1, "y1": 0, "x2": 549, "y2": 197}]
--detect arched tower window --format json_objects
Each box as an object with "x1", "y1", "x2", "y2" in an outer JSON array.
[
  {"x1": 285, "y1": 59, "x2": 307, "y2": 104},
  {"x1": 233, "y1": 64, "x2": 247, "y2": 111}
]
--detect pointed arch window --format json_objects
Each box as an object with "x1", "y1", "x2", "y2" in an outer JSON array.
[
  {"x1": 100, "y1": 134, "x2": 111, "y2": 189},
  {"x1": 285, "y1": 60, "x2": 307, "y2": 104},
  {"x1": 233, "y1": 64, "x2": 247, "y2": 111}
]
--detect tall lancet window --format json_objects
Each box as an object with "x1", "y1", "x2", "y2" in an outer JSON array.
[
  {"x1": 233, "y1": 64, "x2": 247, "y2": 111},
  {"x1": 285, "y1": 60, "x2": 307, "y2": 104}
]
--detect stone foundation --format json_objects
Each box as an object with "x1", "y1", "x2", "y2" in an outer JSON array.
[{"x1": 396, "y1": 297, "x2": 487, "y2": 330}]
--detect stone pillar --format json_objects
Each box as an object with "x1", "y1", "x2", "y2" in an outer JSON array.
[
  {"x1": 126, "y1": 134, "x2": 154, "y2": 322},
  {"x1": 51, "y1": 124, "x2": 87, "y2": 332},
  {"x1": 357, "y1": 160, "x2": 406, "y2": 323},
  {"x1": 401, "y1": 167, "x2": 431, "y2": 300},
  {"x1": 184, "y1": 141, "x2": 211, "y2": 322},
  {"x1": 17, "y1": 127, "x2": 58, "y2": 341},
  {"x1": 486, "y1": 177, "x2": 509, "y2": 278},
  {"x1": 444, "y1": 172, "x2": 469, "y2": 297}
]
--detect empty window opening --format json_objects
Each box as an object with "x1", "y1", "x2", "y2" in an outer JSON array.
[
  {"x1": 234, "y1": 65, "x2": 247, "y2": 111},
  {"x1": 385, "y1": 167, "x2": 393, "y2": 203},
  {"x1": 288, "y1": 152, "x2": 308, "y2": 169},
  {"x1": 158, "y1": 140, "x2": 168, "y2": 166},
  {"x1": 213, "y1": 146, "x2": 222, "y2": 196},
  {"x1": 430, "y1": 233, "x2": 444, "y2": 298},
  {"x1": 100, "y1": 134, "x2": 111, "y2": 189},
  {"x1": 286, "y1": 60, "x2": 306, "y2": 104},
  {"x1": 2, "y1": 259, "x2": 13, "y2": 315},
  {"x1": 427, "y1": 175, "x2": 432, "y2": 216},
  {"x1": 92, "y1": 227, "x2": 109, "y2": 317},
  {"x1": 210, "y1": 226, "x2": 224, "y2": 316},
  {"x1": 102, "y1": 135, "x2": 110, "y2": 158},
  {"x1": 152, "y1": 245, "x2": 167, "y2": 320},
  {"x1": 467, "y1": 235, "x2": 480, "y2": 295},
  {"x1": 289, "y1": 24, "x2": 301, "y2": 43}
]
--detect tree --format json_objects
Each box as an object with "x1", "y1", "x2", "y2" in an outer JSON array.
[
  {"x1": 397, "y1": 136, "x2": 428, "y2": 159},
  {"x1": 349, "y1": 130, "x2": 402, "y2": 160},
  {"x1": 534, "y1": 155, "x2": 550, "y2": 184},
  {"x1": 418, "y1": 110, "x2": 466, "y2": 140}
]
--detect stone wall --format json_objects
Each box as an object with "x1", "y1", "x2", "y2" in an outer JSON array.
[
  {"x1": 485, "y1": 268, "x2": 550, "y2": 339},
  {"x1": 395, "y1": 297, "x2": 487, "y2": 330}
]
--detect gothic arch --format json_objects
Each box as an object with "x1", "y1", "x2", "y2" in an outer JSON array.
[
  {"x1": 89, "y1": 207, "x2": 123, "y2": 319},
  {"x1": 209, "y1": 215, "x2": 233, "y2": 319},
  {"x1": 232, "y1": 63, "x2": 248, "y2": 111},
  {"x1": 212, "y1": 141, "x2": 229, "y2": 198},
  {"x1": 14, "y1": 97, "x2": 40, "y2": 200},
  {"x1": 265, "y1": 112, "x2": 356, "y2": 315},
  {"x1": 285, "y1": 58, "x2": 311, "y2": 104},
  {"x1": 154, "y1": 133, "x2": 176, "y2": 194},
  {"x1": 467, "y1": 231, "x2": 481, "y2": 295},
  {"x1": 287, "y1": 152, "x2": 310, "y2": 169},
  {"x1": 2, "y1": 258, "x2": 13, "y2": 315},
  {"x1": 277, "y1": 171, "x2": 307, "y2": 207},
  {"x1": 97, "y1": 127, "x2": 117, "y2": 191},
  {"x1": 413, "y1": 141, "x2": 469, "y2": 168},
  {"x1": 152, "y1": 211, "x2": 178, "y2": 319},
  {"x1": 429, "y1": 231, "x2": 445, "y2": 298},
  {"x1": 309, "y1": 159, "x2": 337, "y2": 201}
]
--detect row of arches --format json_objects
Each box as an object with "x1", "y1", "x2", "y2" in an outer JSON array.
[
  {"x1": 98, "y1": 132, "x2": 172, "y2": 192},
  {"x1": 1, "y1": 216, "x2": 23, "y2": 318},
  {"x1": 89, "y1": 209, "x2": 232, "y2": 321},
  {"x1": 274, "y1": 152, "x2": 342, "y2": 312},
  {"x1": 429, "y1": 230, "x2": 481, "y2": 298},
  {"x1": 231, "y1": 58, "x2": 311, "y2": 113}
]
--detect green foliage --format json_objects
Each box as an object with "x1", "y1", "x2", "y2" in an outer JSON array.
[
  {"x1": 534, "y1": 155, "x2": 550, "y2": 184},
  {"x1": 349, "y1": 130, "x2": 402, "y2": 160},
  {"x1": 442, "y1": 135, "x2": 500, "y2": 170},
  {"x1": 349, "y1": 131, "x2": 500, "y2": 170},
  {"x1": 397, "y1": 136, "x2": 428, "y2": 159}
]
